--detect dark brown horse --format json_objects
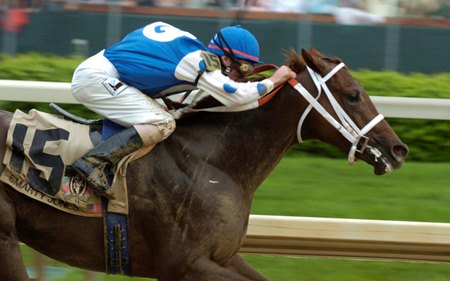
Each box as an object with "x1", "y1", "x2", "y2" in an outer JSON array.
[{"x1": 0, "y1": 49, "x2": 408, "y2": 281}]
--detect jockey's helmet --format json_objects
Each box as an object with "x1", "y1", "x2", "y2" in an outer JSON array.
[{"x1": 207, "y1": 25, "x2": 263, "y2": 64}]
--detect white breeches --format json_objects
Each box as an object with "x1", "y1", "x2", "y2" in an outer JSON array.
[{"x1": 71, "y1": 51, "x2": 176, "y2": 142}]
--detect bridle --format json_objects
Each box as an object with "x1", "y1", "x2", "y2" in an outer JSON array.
[{"x1": 288, "y1": 62, "x2": 384, "y2": 165}]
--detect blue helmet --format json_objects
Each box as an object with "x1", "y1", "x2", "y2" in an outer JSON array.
[{"x1": 207, "y1": 25, "x2": 263, "y2": 64}]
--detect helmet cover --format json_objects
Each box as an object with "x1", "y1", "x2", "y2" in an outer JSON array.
[{"x1": 208, "y1": 25, "x2": 262, "y2": 64}]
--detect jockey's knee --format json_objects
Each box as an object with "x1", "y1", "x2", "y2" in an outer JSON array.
[
  {"x1": 158, "y1": 115, "x2": 176, "y2": 140},
  {"x1": 134, "y1": 117, "x2": 176, "y2": 147}
]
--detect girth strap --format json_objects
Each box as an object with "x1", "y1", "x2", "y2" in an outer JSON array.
[{"x1": 104, "y1": 199, "x2": 131, "y2": 275}]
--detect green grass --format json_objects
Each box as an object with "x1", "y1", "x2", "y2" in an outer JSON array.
[
  {"x1": 244, "y1": 256, "x2": 450, "y2": 281},
  {"x1": 252, "y1": 156, "x2": 450, "y2": 222},
  {"x1": 21, "y1": 156, "x2": 450, "y2": 280}
]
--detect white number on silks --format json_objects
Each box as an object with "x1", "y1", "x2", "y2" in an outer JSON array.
[{"x1": 143, "y1": 21, "x2": 197, "y2": 42}]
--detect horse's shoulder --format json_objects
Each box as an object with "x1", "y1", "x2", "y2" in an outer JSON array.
[
  {"x1": 0, "y1": 110, "x2": 12, "y2": 130},
  {"x1": 0, "y1": 109, "x2": 13, "y2": 117},
  {"x1": 0, "y1": 111, "x2": 13, "y2": 174}
]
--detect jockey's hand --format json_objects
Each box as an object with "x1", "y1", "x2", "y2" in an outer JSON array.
[{"x1": 269, "y1": 66, "x2": 296, "y2": 88}]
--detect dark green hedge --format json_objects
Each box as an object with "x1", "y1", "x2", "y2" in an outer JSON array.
[
  {"x1": 0, "y1": 53, "x2": 449, "y2": 162},
  {"x1": 354, "y1": 70, "x2": 450, "y2": 98},
  {"x1": 0, "y1": 53, "x2": 98, "y2": 118},
  {"x1": 0, "y1": 53, "x2": 82, "y2": 82}
]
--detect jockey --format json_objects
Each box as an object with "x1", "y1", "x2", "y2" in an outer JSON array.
[{"x1": 71, "y1": 21, "x2": 295, "y2": 196}]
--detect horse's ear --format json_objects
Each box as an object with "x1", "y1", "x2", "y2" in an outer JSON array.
[
  {"x1": 301, "y1": 49, "x2": 321, "y2": 74},
  {"x1": 301, "y1": 48, "x2": 327, "y2": 75}
]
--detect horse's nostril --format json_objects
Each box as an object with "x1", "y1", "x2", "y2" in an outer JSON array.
[{"x1": 392, "y1": 144, "x2": 409, "y2": 160}]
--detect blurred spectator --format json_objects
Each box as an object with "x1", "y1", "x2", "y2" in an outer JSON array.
[
  {"x1": 85, "y1": 0, "x2": 107, "y2": 4},
  {"x1": 0, "y1": 1, "x2": 6, "y2": 30},
  {"x1": 431, "y1": 1, "x2": 450, "y2": 18},
  {"x1": 154, "y1": 0, "x2": 192, "y2": 7},
  {"x1": 4, "y1": 7, "x2": 28, "y2": 31},
  {"x1": 365, "y1": 0, "x2": 401, "y2": 17},
  {"x1": 43, "y1": 0, "x2": 65, "y2": 10},
  {"x1": 137, "y1": 0, "x2": 154, "y2": 6},
  {"x1": 1, "y1": 0, "x2": 29, "y2": 32},
  {"x1": 1, "y1": 0, "x2": 29, "y2": 56},
  {"x1": 399, "y1": 0, "x2": 441, "y2": 17},
  {"x1": 239, "y1": 0, "x2": 305, "y2": 13},
  {"x1": 305, "y1": 0, "x2": 340, "y2": 14},
  {"x1": 205, "y1": 0, "x2": 234, "y2": 8},
  {"x1": 334, "y1": 0, "x2": 385, "y2": 25},
  {"x1": 153, "y1": 0, "x2": 230, "y2": 8},
  {"x1": 271, "y1": 0, "x2": 305, "y2": 13},
  {"x1": 238, "y1": 0, "x2": 270, "y2": 11}
]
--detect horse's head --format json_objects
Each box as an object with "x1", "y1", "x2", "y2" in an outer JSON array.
[{"x1": 286, "y1": 48, "x2": 408, "y2": 175}]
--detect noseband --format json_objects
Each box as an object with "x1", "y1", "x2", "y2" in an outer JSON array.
[{"x1": 288, "y1": 63, "x2": 384, "y2": 164}]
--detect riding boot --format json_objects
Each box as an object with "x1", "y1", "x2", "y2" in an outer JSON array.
[{"x1": 72, "y1": 127, "x2": 144, "y2": 197}]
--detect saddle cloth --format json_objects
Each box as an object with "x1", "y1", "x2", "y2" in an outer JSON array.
[{"x1": 0, "y1": 109, "x2": 131, "y2": 216}]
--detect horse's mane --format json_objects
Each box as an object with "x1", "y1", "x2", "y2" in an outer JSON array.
[
  {"x1": 284, "y1": 48, "x2": 342, "y2": 73},
  {"x1": 284, "y1": 48, "x2": 306, "y2": 73}
]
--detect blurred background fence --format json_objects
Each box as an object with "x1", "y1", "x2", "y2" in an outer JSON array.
[{"x1": 1, "y1": 0, "x2": 450, "y2": 73}]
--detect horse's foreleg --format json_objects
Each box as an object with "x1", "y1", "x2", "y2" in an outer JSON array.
[
  {"x1": 177, "y1": 256, "x2": 268, "y2": 281},
  {"x1": 227, "y1": 254, "x2": 269, "y2": 281},
  {"x1": 0, "y1": 189, "x2": 30, "y2": 281},
  {"x1": 0, "y1": 239, "x2": 30, "y2": 281}
]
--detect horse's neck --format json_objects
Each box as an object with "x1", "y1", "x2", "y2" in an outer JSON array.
[{"x1": 169, "y1": 90, "x2": 301, "y2": 194}]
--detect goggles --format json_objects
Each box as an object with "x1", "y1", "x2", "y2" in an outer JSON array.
[{"x1": 234, "y1": 60, "x2": 255, "y2": 76}]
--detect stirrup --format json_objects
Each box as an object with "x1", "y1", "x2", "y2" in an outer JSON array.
[
  {"x1": 85, "y1": 173, "x2": 114, "y2": 198},
  {"x1": 72, "y1": 158, "x2": 115, "y2": 199}
]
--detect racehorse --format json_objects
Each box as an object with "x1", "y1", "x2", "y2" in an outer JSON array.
[{"x1": 0, "y1": 48, "x2": 408, "y2": 281}]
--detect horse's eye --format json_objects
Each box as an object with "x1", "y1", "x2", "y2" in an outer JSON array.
[{"x1": 347, "y1": 91, "x2": 361, "y2": 103}]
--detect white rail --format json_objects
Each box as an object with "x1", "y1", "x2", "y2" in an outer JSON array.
[
  {"x1": 244, "y1": 215, "x2": 450, "y2": 262},
  {"x1": 0, "y1": 80, "x2": 77, "y2": 104},
  {"x1": 1, "y1": 79, "x2": 450, "y2": 120}
]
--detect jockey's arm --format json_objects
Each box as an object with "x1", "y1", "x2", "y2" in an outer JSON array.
[
  {"x1": 195, "y1": 70, "x2": 274, "y2": 106},
  {"x1": 175, "y1": 51, "x2": 294, "y2": 107}
]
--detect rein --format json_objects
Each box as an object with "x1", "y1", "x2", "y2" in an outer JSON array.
[
  {"x1": 254, "y1": 64, "x2": 285, "y2": 107},
  {"x1": 288, "y1": 63, "x2": 384, "y2": 164}
]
